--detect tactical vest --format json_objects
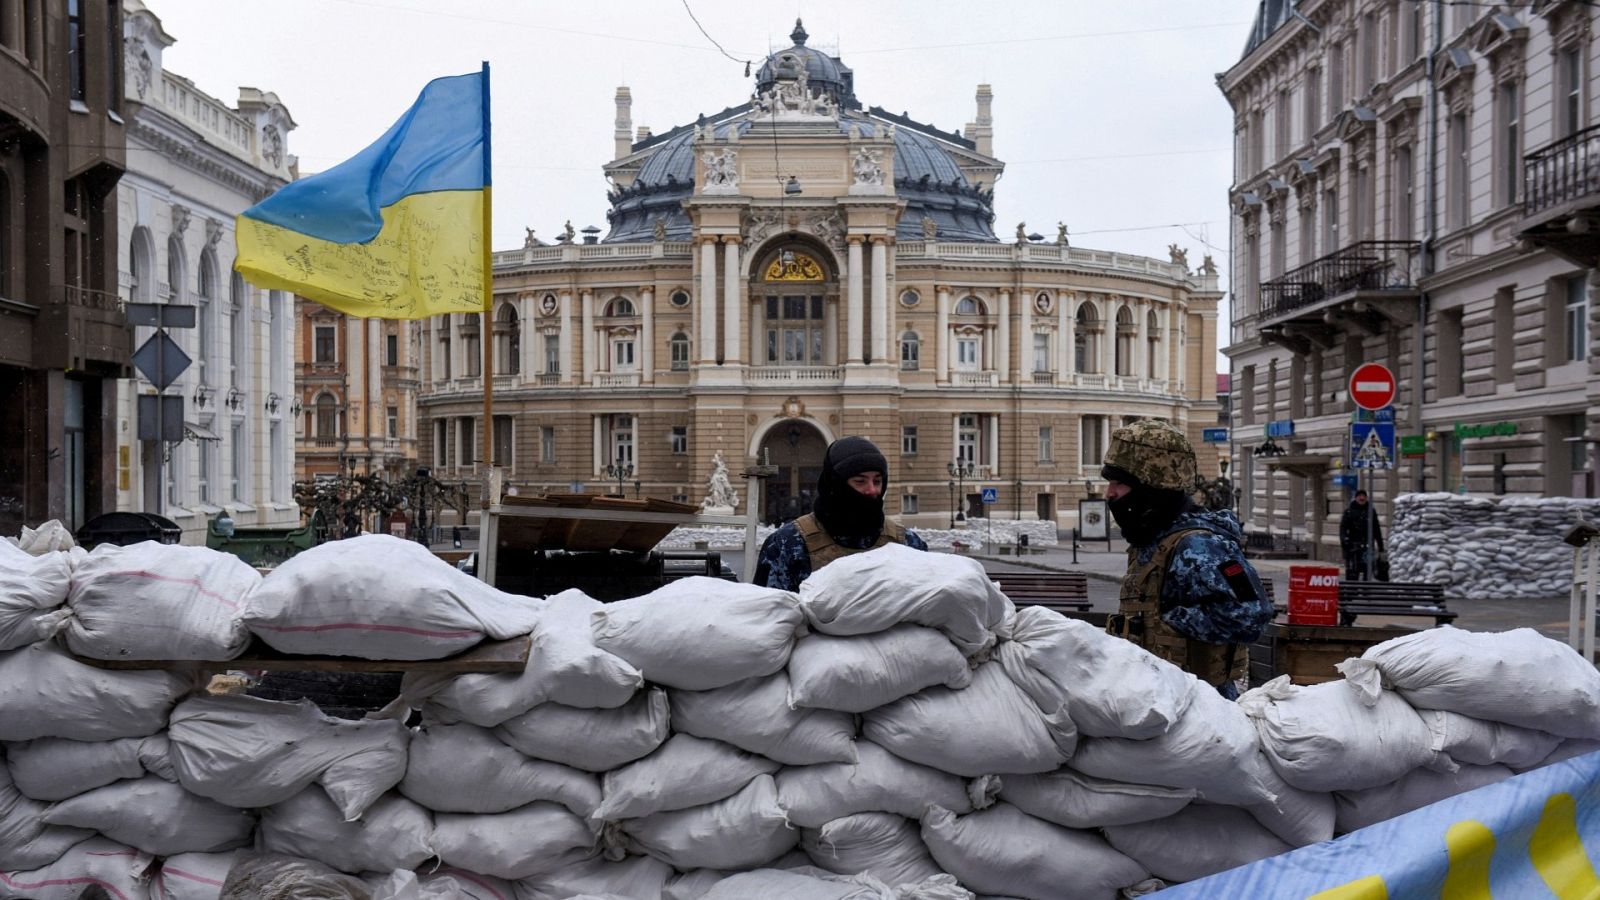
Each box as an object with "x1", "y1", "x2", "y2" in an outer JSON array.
[
  {"x1": 794, "y1": 513, "x2": 907, "y2": 571},
  {"x1": 1109, "y1": 527, "x2": 1248, "y2": 688}
]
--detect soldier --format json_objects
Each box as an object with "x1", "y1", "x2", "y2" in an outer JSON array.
[
  {"x1": 753, "y1": 436, "x2": 928, "y2": 591},
  {"x1": 1102, "y1": 420, "x2": 1274, "y2": 699}
]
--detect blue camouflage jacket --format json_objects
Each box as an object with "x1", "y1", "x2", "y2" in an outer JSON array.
[
  {"x1": 753, "y1": 522, "x2": 929, "y2": 592},
  {"x1": 1138, "y1": 507, "x2": 1275, "y2": 648}
]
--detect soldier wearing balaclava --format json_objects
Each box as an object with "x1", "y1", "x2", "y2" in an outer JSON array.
[
  {"x1": 1100, "y1": 420, "x2": 1273, "y2": 699},
  {"x1": 753, "y1": 436, "x2": 928, "y2": 591}
]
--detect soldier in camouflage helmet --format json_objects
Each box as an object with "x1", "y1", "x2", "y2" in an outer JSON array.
[{"x1": 1101, "y1": 420, "x2": 1272, "y2": 699}]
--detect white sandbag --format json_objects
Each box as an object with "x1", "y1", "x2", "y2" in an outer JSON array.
[
  {"x1": 494, "y1": 689, "x2": 669, "y2": 772},
  {"x1": 0, "y1": 837, "x2": 152, "y2": 900},
  {"x1": 801, "y1": 812, "x2": 942, "y2": 887},
  {"x1": 672, "y1": 674, "x2": 857, "y2": 766},
  {"x1": 797, "y1": 544, "x2": 1011, "y2": 657},
  {"x1": 996, "y1": 606, "x2": 1197, "y2": 740},
  {"x1": 620, "y1": 774, "x2": 797, "y2": 871},
  {"x1": 1244, "y1": 764, "x2": 1337, "y2": 847},
  {"x1": 257, "y1": 789, "x2": 434, "y2": 873},
  {"x1": 41, "y1": 775, "x2": 253, "y2": 856},
  {"x1": 776, "y1": 741, "x2": 975, "y2": 829},
  {"x1": 432, "y1": 801, "x2": 598, "y2": 880},
  {"x1": 1334, "y1": 764, "x2": 1514, "y2": 833},
  {"x1": 0, "y1": 641, "x2": 191, "y2": 742},
  {"x1": 244, "y1": 534, "x2": 542, "y2": 660},
  {"x1": 166, "y1": 694, "x2": 408, "y2": 821},
  {"x1": 996, "y1": 770, "x2": 1195, "y2": 829},
  {"x1": 0, "y1": 761, "x2": 94, "y2": 871},
  {"x1": 512, "y1": 854, "x2": 675, "y2": 900},
  {"x1": 1239, "y1": 676, "x2": 1438, "y2": 792},
  {"x1": 154, "y1": 850, "x2": 243, "y2": 900},
  {"x1": 863, "y1": 662, "x2": 1072, "y2": 777},
  {"x1": 1069, "y1": 684, "x2": 1279, "y2": 807},
  {"x1": 1518, "y1": 738, "x2": 1600, "y2": 773},
  {"x1": 1103, "y1": 804, "x2": 1293, "y2": 884},
  {"x1": 921, "y1": 803, "x2": 1148, "y2": 900},
  {"x1": 418, "y1": 870, "x2": 517, "y2": 900},
  {"x1": 591, "y1": 577, "x2": 803, "y2": 690},
  {"x1": 402, "y1": 589, "x2": 643, "y2": 727},
  {"x1": 13, "y1": 521, "x2": 74, "y2": 555},
  {"x1": 401, "y1": 723, "x2": 599, "y2": 817},
  {"x1": 6, "y1": 733, "x2": 174, "y2": 801},
  {"x1": 1418, "y1": 709, "x2": 1565, "y2": 770},
  {"x1": 698, "y1": 869, "x2": 892, "y2": 900},
  {"x1": 787, "y1": 626, "x2": 972, "y2": 713},
  {"x1": 217, "y1": 853, "x2": 372, "y2": 899},
  {"x1": 593, "y1": 734, "x2": 778, "y2": 821},
  {"x1": 0, "y1": 551, "x2": 73, "y2": 652},
  {"x1": 1341, "y1": 626, "x2": 1600, "y2": 739},
  {"x1": 65, "y1": 542, "x2": 257, "y2": 660}
]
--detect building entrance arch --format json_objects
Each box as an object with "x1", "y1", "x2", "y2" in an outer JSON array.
[{"x1": 756, "y1": 418, "x2": 828, "y2": 524}]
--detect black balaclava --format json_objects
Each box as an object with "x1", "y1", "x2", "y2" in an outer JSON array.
[
  {"x1": 1102, "y1": 464, "x2": 1191, "y2": 549},
  {"x1": 811, "y1": 436, "x2": 889, "y2": 541}
]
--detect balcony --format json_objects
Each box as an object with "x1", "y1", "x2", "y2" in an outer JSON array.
[
  {"x1": 1255, "y1": 241, "x2": 1421, "y2": 353},
  {"x1": 593, "y1": 372, "x2": 641, "y2": 388},
  {"x1": 1518, "y1": 124, "x2": 1600, "y2": 268},
  {"x1": 951, "y1": 371, "x2": 1000, "y2": 388},
  {"x1": 744, "y1": 366, "x2": 842, "y2": 385},
  {"x1": 37, "y1": 285, "x2": 130, "y2": 371}
]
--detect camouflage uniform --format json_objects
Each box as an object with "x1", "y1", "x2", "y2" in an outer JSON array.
[
  {"x1": 1103, "y1": 420, "x2": 1274, "y2": 699},
  {"x1": 754, "y1": 522, "x2": 928, "y2": 592}
]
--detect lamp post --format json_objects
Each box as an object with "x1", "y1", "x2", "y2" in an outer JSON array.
[
  {"x1": 948, "y1": 460, "x2": 975, "y2": 525},
  {"x1": 605, "y1": 457, "x2": 634, "y2": 498},
  {"x1": 947, "y1": 480, "x2": 955, "y2": 529}
]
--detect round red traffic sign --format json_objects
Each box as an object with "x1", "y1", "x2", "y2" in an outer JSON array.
[{"x1": 1349, "y1": 363, "x2": 1396, "y2": 411}]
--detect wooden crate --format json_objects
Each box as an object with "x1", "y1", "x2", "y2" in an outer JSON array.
[{"x1": 1248, "y1": 622, "x2": 1415, "y2": 686}]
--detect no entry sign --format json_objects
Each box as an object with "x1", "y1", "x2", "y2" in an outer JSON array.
[{"x1": 1349, "y1": 363, "x2": 1397, "y2": 411}]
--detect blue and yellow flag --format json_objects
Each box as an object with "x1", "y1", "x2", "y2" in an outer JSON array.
[{"x1": 235, "y1": 68, "x2": 490, "y2": 319}]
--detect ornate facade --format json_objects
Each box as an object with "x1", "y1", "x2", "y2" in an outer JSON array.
[
  {"x1": 420, "y1": 22, "x2": 1222, "y2": 528},
  {"x1": 294, "y1": 302, "x2": 421, "y2": 485}
]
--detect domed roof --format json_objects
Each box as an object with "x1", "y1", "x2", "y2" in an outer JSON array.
[{"x1": 754, "y1": 20, "x2": 856, "y2": 108}]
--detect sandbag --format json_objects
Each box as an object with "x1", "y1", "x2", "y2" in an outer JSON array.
[
  {"x1": 0, "y1": 641, "x2": 191, "y2": 742},
  {"x1": 1518, "y1": 738, "x2": 1600, "y2": 773},
  {"x1": 996, "y1": 770, "x2": 1195, "y2": 829},
  {"x1": 1341, "y1": 626, "x2": 1600, "y2": 738},
  {"x1": 217, "y1": 853, "x2": 371, "y2": 900},
  {"x1": 0, "y1": 837, "x2": 153, "y2": 900},
  {"x1": 672, "y1": 674, "x2": 857, "y2": 766},
  {"x1": 787, "y1": 626, "x2": 972, "y2": 713},
  {"x1": 1244, "y1": 764, "x2": 1337, "y2": 847},
  {"x1": 401, "y1": 722, "x2": 600, "y2": 817},
  {"x1": 402, "y1": 589, "x2": 643, "y2": 727},
  {"x1": 413, "y1": 870, "x2": 516, "y2": 900},
  {"x1": 797, "y1": 544, "x2": 1011, "y2": 657},
  {"x1": 801, "y1": 812, "x2": 942, "y2": 887},
  {"x1": 1418, "y1": 709, "x2": 1565, "y2": 770},
  {"x1": 1334, "y1": 764, "x2": 1514, "y2": 833},
  {"x1": 432, "y1": 801, "x2": 598, "y2": 880},
  {"x1": 244, "y1": 534, "x2": 542, "y2": 660},
  {"x1": 776, "y1": 741, "x2": 975, "y2": 829},
  {"x1": 494, "y1": 689, "x2": 670, "y2": 772},
  {"x1": 593, "y1": 733, "x2": 779, "y2": 821},
  {"x1": 1103, "y1": 804, "x2": 1294, "y2": 884},
  {"x1": 42, "y1": 775, "x2": 253, "y2": 856},
  {"x1": 1239, "y1": 676, "x2": 1438, "y2": 792},
  {"x1": 154, "y1": 850, "x2": 243, "y2": 900},
  {"x1": 0, "y1": 550, "x2": 73, "y2": 652},
  {"x1": 512, "y1": 853, "x2": 675, "y2": 900},
  {"x1": 257, "y1": 789, "x2": 434, "y2": 873},
  {"x1": 5, "y1": 733, "x2": 174, "y2": 801},
  {"x1": 1069, "y1": 684, "x2": 1279, "y2": 807},
  {"x1": 0, "y1": 761, "x2": 94, "y2": 872},
  {"x1": 996, "y1": 606, "x2": 1197, "y2": 739},
  {"x1": 591, "y1": 577, "x2": 804, "y2": 690},
  {"x1": 65, "y1": 541, "x2": 257, "y2": 660},
  {"x1": 921, "y1": 803, "x2": 1148, "y2": 900},
  {"x1": 863, "y1": 662, "x2": 1072, "y2": 777},
  {"x1": 166, "y1": 694, "x2": 409, "y2": 821},
  {"x1": 620, "y1": 774, "x2": 798, "y2": 871},
  {"x1": 12, "y1": 520, "x2": 76, "y2": 555},
  {"x1": 698, "y1": 869, "x2": 893, "y2": 900}
]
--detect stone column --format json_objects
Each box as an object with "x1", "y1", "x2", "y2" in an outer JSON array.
[
  {"x1": 592, "y1": 415, "x2": 603, "y2": 476},
  {"x1": 723, "y1": 237, "x2": 741, "y2": 365},
  {"x1": 519, "y1": 295, "x2": 535, "y2": 382},
  {"x1": 1100, "y1": 299, "x2": 1115, "y2": 376},
  {"x1": 450, "y1": 314, "x2": 466, "y2": 380},
  {"x1": 699, "y1": 238, "x2": 718, "y2": 363},
  {"x1": 846, "y1": 237, "x2": 864, "y2": 364},
  {"x1": 870, "y1": 236, "x2": 888, "y2": 364},
  {"x1": 640, "y1": 287, "x2": 655, "y2": 383},
  {"x1": 997, "y1": 289, "x2": 1011, "y2": 381},
  {"x1": 1135, "y1": 299, "x2": 1149, "y2": 382},
  {"x1": 936, "y1": 286, "x2": 950, "y2": 382},
  {"x1": 1059, "y1": 293, "x2": 1072, "y2": 377},
  {"x1": 1019, "y1": 289, "x2": 1033, "y2": 378},
  {"x1": 580, "y1": 291, "x2": 595, "y2": 383},
  {"x1": 558, "y1": 291, "x2": 572, "y2": 385}
]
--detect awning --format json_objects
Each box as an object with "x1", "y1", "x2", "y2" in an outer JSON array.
[
  {"x1": 184, "y1": 421, "x2": 220, "y2": 442},
  {"x1": 1262, "y1": 454, "x2": 1334, "y2": 478}
]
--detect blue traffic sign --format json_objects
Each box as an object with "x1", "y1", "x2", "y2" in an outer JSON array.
[
  {"x1": 1350, "y1": 422, "x2": 1396, "y2": 469},
  {"x1": 980, "y1": 487, "x2": 998, "y2": 504},
  {"x1": 1202, "y1": 427, "x2": 1229, "y2": 443}
]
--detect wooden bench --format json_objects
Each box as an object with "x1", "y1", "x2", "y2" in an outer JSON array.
[
  {"x1": 1337, "y1": 580, "x2": 1456, "y2": 627},
  {"x1": 992, "y1": 571, "x2": 1092, "y2": 614}
]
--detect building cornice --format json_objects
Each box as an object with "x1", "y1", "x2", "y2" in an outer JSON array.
[{"x1": 128, "y1": 113, "x2": 287, "y2": 201}]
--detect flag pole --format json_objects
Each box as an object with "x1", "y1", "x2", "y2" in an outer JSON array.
[{"x1": 479, "y1": 61, "x2": 495, "y2": 514}]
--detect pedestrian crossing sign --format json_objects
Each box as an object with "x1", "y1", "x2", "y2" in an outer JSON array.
[
  {"x1": 980, "y1": 487, "x2": 998, "y2": 504},
  {"x1": 1350, "y1": 422, "x2": 1396, "y2": 469}
]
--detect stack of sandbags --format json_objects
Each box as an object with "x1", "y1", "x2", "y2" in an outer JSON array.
[{"x1": 65, "y1": 542, "x2": 259, "y2": 661}]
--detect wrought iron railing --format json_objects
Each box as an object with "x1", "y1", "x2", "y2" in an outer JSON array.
[
  {"x1": 59, "y1": 285, "x2": 125, "y2": 312},
  {"x1": 1523, "y1": 123, "x2": 1600, "y2": 218},
  {"x1": 1257, "y1": 240, "x2": 1420, "y2": 320}
]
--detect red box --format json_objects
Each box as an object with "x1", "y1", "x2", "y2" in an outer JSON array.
[{"x1": 1287, "y1": 565, "x2": 1341, "y2": 626}]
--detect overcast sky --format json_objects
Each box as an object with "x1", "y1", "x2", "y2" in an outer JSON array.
[{"x1": 147, "y1": 0, "x2": 1259, "y2": 359}]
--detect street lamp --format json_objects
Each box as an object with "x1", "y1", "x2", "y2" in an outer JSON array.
[
  {"x1": 947, "y1": 460, "x2": 975, "y2": 524},
  {"x1": 947, "y1": 480, "x2": 955, "y2": 529},
  {"x1": 605, "y1": 457, "x2": 634, "y2": 497}
]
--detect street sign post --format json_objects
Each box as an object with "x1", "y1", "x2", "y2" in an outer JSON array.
[
  {"x1": 1349, "y1": 363, "x2": 1397, "y2": 411},
  {"x1": 127, "y1": 302, "x2": 195, "y2": 517},
  {"x1": 980, "y1": 487, "x2": 998, "y2": 504}
]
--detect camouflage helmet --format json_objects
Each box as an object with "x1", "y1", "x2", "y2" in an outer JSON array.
[{"x1": 1103, "y1": 419, "x2": 1196, "y2": 492}]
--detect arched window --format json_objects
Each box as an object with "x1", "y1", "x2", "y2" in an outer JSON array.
[
  {"x1": 1075, "y1": 303, "x2": 1099, "y2": 374},
  {"x1": 605, "y1": 297, "x2": 635, "y2": 317},
  {"x1": 128, "y1": 227, "x2": 155, "y2": 303},
  {"x1": 900, "y1": 331, "x2": 920, "y2": 370},
  {"x1": 496, "y1": 303, "x2": 520, "y2": 375},
  {"x1": 314, "y1": 393, "x2": 338, "y2": 438},
  {"x1": 1146, "y1": 309, "x2": 1160, "y2": 379},
  {"x1": 670, "y1": 331, "x2": 690, "y2": 371},
  {"x1": 229, "y1": 273, "x2": 247, "y2": 390},
  {"x1": 196, "y1": 249, "x2": 217, "y2": 383},
  {"x1": 955, "y1": 295, "x2": 984, "y2": 316},
  {"x1": 1114, "y1": 305, "x2": 1135, "y2": 376}
]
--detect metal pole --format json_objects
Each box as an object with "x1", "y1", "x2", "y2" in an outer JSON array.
[
  {"x1": 1586, "y1": 539, "x2": 1598, "y2": 664},
  {"x1": 1365, "y1": 466, "x2": 1375, "y2": 581},
  {"x1": 1569, "y1": 538, "x2": 1584, "y2": 650},
  {"x1": 154, "y1": 322, "x2": 164, "y2": 516}
]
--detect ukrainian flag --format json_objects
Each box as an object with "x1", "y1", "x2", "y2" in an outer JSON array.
[{"x1": 235, "y1": 68, "x2": 491, "y2": 319}]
